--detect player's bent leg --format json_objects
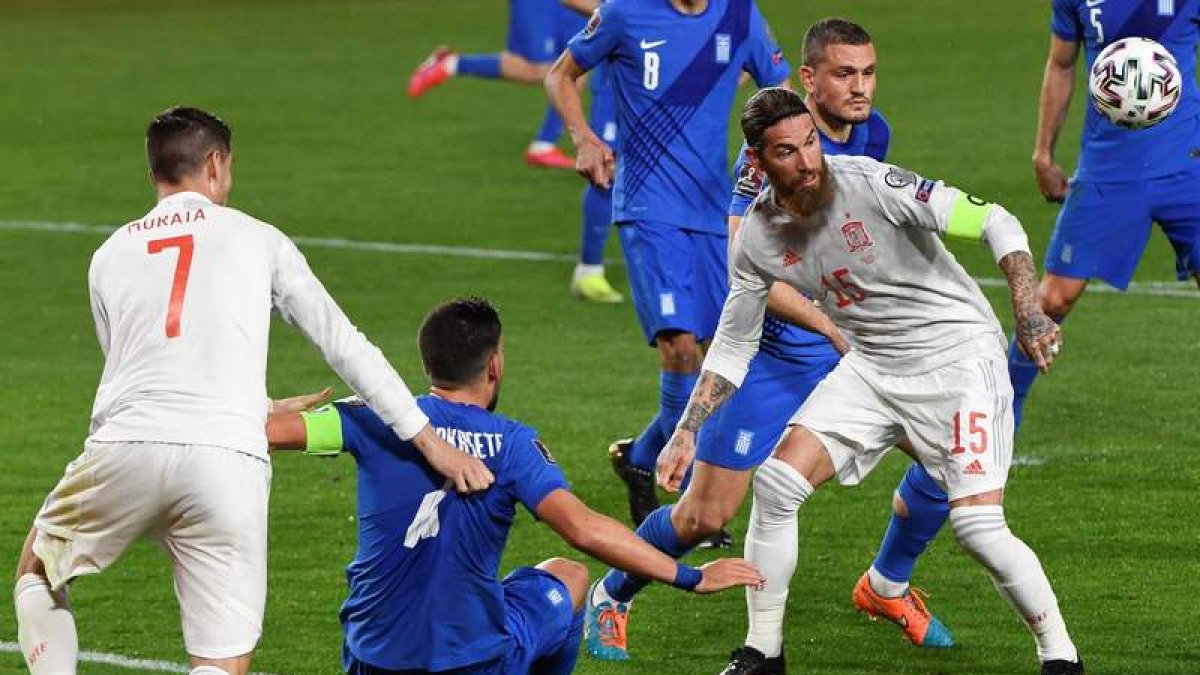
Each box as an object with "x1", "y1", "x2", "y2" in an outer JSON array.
[
  {"x1": 499, "y1": 52, "x2": 551, "y2": 84},
  {"x1": 725, "y1": 427, "x2": 832, "y2": 673},
  {"x1": 15, "y1": 526, "x2": 78, "y2": 675},
  {"x1": 531, "y1": 559, "x2": 587, "y2": 675},
  {"x1": 1008, "y1": 273, "x2": 1084, "y2": 430},
  {"x1": 536, "y1": 558, "x2": 589, "y2": 612},
  {"x1": 950, "y1": 490, "x2": 1082, "y2": 672},
  {"x1": 854, "y1": 462, "x2": 954, "y2": 648},
  {"x1": 502, "y1": 566, "x2": 582, "y2": 675}
]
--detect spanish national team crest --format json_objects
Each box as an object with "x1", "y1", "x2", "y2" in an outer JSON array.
[{"x1": 842, "y1": 220, "x2": 873, "y2": 253}]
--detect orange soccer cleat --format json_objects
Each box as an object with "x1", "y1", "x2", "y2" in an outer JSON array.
[
  {"x1": 852, "y1": 573, "x2": 955, "y2": 648},
  {"x1": 525, "y1": 145, "x2": 576, "y2": 169}
]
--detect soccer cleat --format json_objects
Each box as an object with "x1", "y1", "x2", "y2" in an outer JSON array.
[
  {"x1": 571, "y1": 272, "x2": 624, "y2": 303},
  {"x1": 718, "y1": 646, "x2": 786, "y2": 675},
  {"x1": 696, "y1": 527, "x2": 734, "y2": 550},
  {"x1": 408, "y1": 47, "x2": 454, "y2": 98},
  {"x1": 851, "y1": 573, "x2": 955, "y2": 648},
  {"x1": 525, "y1": 145, "x2": 577, "y2": 169},
  {"x1": 608, "y1": 438, "x2": 660, "y2": 526},
  {"x1": 584, "y1": 581, "x2": 631, "y2": 661},
  {"x1": 1041, "y1": 657, "x2": 1085, "y2": 675}
]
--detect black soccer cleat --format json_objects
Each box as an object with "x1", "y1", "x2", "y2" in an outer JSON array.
[
  {"x1": 608, "y1": 438, "x2": 660, "y2": 526},
  {"x1": 696, "y1": 527, "x2": 735, "y2": 550},
  {"x1": 1041, "y1": 657, "x2": 1085, "y2": 675},
  {"x1": 718, "y1": 646, "x2": 785, "y2": 675}
]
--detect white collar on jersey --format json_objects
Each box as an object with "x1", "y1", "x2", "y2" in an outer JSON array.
[{"x1": 157, "y1": 190, "x2": 213, "y2": 206}]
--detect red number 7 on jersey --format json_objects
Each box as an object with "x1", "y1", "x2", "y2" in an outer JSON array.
[{"x1": 147, "y1": 235, "x2": 194, "y2": 338}]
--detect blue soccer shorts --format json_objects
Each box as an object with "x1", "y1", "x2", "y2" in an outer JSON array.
[
  {"x1": 507, "y1": 0, "x2": 566, "y2": 63},
  {"x1": 696, "y1": 347, "x2": 841, "y2": 471},
  {"x1": 618, "y1": 221, "x2": 729, "y2": 345},
  {"x1": 341, "y1": 567, "x2": 574, "y2": 675},
  {"x1": 1045, "y1": 165, "x2": 1200, "y2": 289},
  {"x1": 498, "y1": 566, "x2": 577, "y2": 674}
]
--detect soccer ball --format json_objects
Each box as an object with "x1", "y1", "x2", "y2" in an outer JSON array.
[{"x1": 1088, "y1": 37, "x2": 1181, "y2": 129}]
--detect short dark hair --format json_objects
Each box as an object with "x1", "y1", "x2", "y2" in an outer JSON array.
[
  {"x1": 145, "y1": 106, "x2": 232, "y2": 184},
  {"x1": 418, "y1": 297, "x2": 502, "y2": 387},
  {"x1": 741, "y1": 87, "x2": 810, "y2": 150},
  {"x1": 802, "y1": 17, "x2": 872, "y2": 66}
]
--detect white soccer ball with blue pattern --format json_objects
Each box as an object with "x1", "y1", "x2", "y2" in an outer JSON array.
[{"x1": 1088, "y1": 37, "x2": 1181, "y2": 129}]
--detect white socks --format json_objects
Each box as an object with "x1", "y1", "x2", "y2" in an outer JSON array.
[
  {"x1": 573, "y1": 263, "x2": 605, "y2": 281},
  {"x1": 14, "y1": 573, "x2": 77, "y2": 674},
  {"x1": 951, "y1": 505, "x2": 1078, "y2": 663},
  {"x1": 867, "y1": 565, "x2": 909, "y2": 598},
  {"x1": 744, "y1": 458, "x2": 812, "y2": 658},
  {"x1": 189, "y1": 667, "x2": 231, "y2": 675}
]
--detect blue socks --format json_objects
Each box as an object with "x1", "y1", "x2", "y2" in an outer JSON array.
[
  {"x1": 602, "y1": 505, "x2": 693, "y2": 602},
  {"x1": 535, "y1": 104, "x2": 566, "y2": 145},
  {"x1": 456, "y1": 53, "x2": 502, "y2": 79},
  {"x1": 1007, "y1": 315, "x2": 1064, "y2": 431},
  {"x1": 627, "y1": 371, "x2": 698, "y2": 472},
  {"x1": 871, "y1": 463, "x2": 950, "y2": 585},
  {"x1": 579, "y1": 185, "x2": 612, "y2": 266}
]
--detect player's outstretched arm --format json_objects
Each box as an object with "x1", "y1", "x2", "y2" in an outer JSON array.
[
  {"x1": 999, "y1": 251, "x2": 1061, "y2": 373},
  {"x1": 536, "y1": 489, "x2": 764, "y2": 594},
  {"x1": 1032, "y1": 36, "x2": 1080, "y2": 202},
  {"x1": 656, "y1": 370, "x2": 739, "y2": 493},
  {"x1": 545, "y1": 45, "x2": 613, "y2": 187},
  {"x1": 765, "y1": 284, "x2": 849, "y2": 355}
]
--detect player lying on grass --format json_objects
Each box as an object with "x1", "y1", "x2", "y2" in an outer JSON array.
[
  {"x1": 14, "y1": 106, "x2": 492, "y2": 675},
  {"x1": 267, "y1": 297, "x2": 764, "y2": 675},
  {"x1": 585, "y1": 18, "x2": 954, "y2": 663},
  {"x1": 659, "y1": 87, "x2": 1083, "y2": 675}
]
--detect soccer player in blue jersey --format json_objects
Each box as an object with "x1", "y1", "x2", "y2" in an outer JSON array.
[
  {"x1": 573, "y1": 19, "x2": 952, "y2": 665},
  {"x1": 545, "y1": 0, "x2": 791, "y2": 535},
  {"x1": 1012, "y1": 0, "x2": 1200, "y2": 426},
  {"x1": 267, "y1": 298, "x2": 763, "y2": 675},
  {"x1": 408, "y1": 0, "x2": 599, "y2": 169}
]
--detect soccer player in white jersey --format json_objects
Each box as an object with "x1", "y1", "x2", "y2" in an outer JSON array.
[
  {"x1": 656, "y1": 89, "x2": 1084, "y2": 675},
  {"x1": 12, "y1": 107, "x2": 494, "y2": 675}
]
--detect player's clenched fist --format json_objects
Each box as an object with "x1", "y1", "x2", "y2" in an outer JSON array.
[
  {"x1": 575, "y1": 134, "x2": 615, "y2": 189},
  {"x1": 1015, "y1": 310, "x2": 1063, "y2": 374},
  {"x1": 694, "y1": 558, "x2": 766, "y2": 594},
  {"x1": 656, "y1": 429, "x2": 696, "y2": 493}
]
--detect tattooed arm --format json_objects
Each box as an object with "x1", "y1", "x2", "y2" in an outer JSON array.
[
  {"x1": 657, "y1": 371, "x2": 739, "y2": 492},
  {"x1": 1000, "y1": 250, "x2": 1061, "y2": 373}
]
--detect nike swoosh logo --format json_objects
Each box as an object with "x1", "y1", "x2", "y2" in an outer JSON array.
[{"x1": 640, "y1": 39, "x2": 667, "y2": 49}]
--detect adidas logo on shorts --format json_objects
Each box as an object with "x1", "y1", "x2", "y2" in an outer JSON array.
[{"x1": 963, "y1": 459, "x2": 986, "y2": 476}]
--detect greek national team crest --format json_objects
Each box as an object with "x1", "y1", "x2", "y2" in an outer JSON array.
[
  {"x1": 715, "y1": 33, "x2": 732, "y2": 63},
  {"x1": 842, "y1": 220, "x2": 874, "y2": 253}
]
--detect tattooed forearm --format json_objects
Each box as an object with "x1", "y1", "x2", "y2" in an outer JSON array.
[
  {"x1": 678, "y1": 371, "x2": 737, "y2": 433},
  {"x1": 999, "y1": 250, "x2": 1055, "y2": 341},
  {"x1": 999, "y1": 251, "x2": 1040, "y2": 319}
]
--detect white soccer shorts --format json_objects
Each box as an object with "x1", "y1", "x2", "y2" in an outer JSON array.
[
  {"x1": 790, "y1": 351, "x2": 1014, "y2": 500},
  {"x1": 33, "y1": 440, "x2": 271, "y2": 659}
]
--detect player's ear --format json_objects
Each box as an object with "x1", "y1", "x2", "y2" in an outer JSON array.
[
  {"x1": 799, "y1": 64, "x2": 816, "y2": 94},
  {"x1": 487, "y1": 347, "x2": 503, "y2": 383}
]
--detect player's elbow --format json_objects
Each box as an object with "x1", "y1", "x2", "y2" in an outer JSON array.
[{"x1": 557, "y1": 512, "x2": 602, "y2": 553}]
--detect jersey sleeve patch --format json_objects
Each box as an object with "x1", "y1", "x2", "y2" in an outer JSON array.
[
  {"x1": 301, "y1": 404, "x2": 345, "y2": 456},
  {"x1": 946, "y1": 192, "x2": 992, "y2": 240},
  {"x1": 883, "y1": 167, "x2": 917, "y2": 188}
]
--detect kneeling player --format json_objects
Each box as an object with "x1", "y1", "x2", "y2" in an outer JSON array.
[
  {"x1": 268, "y1": 297, "x2": 762, "y2": 674},
  {"x1": 660, "y1": 88, "x2": 1083, "y2": 675}
]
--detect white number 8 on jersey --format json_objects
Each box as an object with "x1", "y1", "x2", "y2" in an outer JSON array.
[{"x1": 643, "y1": 51, "x2": 660, "y2": 90}]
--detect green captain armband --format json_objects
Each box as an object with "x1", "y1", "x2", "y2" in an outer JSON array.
[
  {"x1": 301, "y1": 405, "x2": 344, "y2": 456},
  {"x1": 945, "y1": 192, "x2": 992, "y2": 241}
]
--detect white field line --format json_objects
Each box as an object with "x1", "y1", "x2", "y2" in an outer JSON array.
[
  {"x1": 0, "y1": 641, "x2": 277, "y2": 675},
  {"x1": 2, "y1": 219, "x2": 1197, "y2": 299}
]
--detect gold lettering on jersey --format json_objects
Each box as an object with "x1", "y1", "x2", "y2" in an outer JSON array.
[
  {"x1": 125, "y1": 208, "x2": 207, "y2": 234},
  {"x1": 433, "y1": 426, "x2": 503, "y2": 459}
]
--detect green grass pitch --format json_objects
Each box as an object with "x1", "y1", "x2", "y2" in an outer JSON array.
[{"x1": 1, "y1": 1, "x2": 1197, "y2": 673}]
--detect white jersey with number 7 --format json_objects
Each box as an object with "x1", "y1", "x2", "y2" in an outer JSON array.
[{"x1": 86, "y1": 191, "x2": 428, "y2": 458}]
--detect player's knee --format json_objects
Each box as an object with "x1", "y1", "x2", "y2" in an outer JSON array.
[
  {"x1": 1039, "y1": 278, "x2": 1084, "y2": 319},
  {"x1": 892, "y1": 492, "x2": 910, "y2": 519},
  {"x1": 672, "y1": 501, "x2": 730, "y2": 541},
  {"x1": 537, "y1": 558, "x2": 589, "y2": 611},
  {"x1": 655, "y1": 331, "x2": 700, "y2": 372},
  {"x1": 949, "y1": 505, "x2": 1011, "y2": 559},
  {"x1": 752, "y1": 458, "x2": 812, "y2": 525},
  {"x1": 15, "y1": 527, "x2": 46, "y2": 583}
]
